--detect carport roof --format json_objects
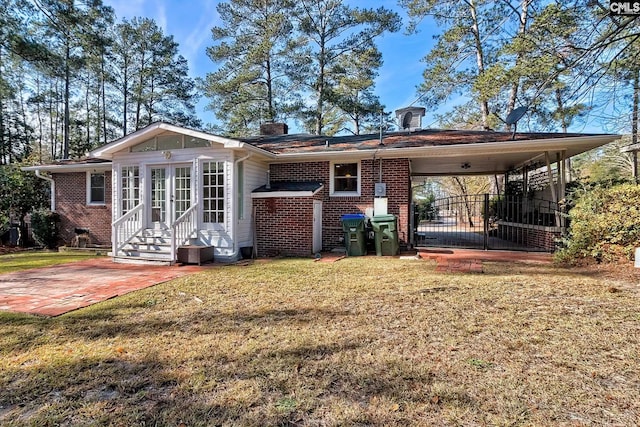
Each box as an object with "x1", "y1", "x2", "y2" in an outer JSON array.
[
  {"x1": 241, "y1": 129, "x2": 604, "y2": 154},
  {"x1": 241, "y1": 128, "x2": 621, "y2": 175}
]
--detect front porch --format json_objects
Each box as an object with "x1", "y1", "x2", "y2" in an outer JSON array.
[
  {"x1": 112, "y1": 202, "x2": 202, "y2": 264},
  {"x1": 92, "y1": 124, "x2": 269, "y2": 264}
]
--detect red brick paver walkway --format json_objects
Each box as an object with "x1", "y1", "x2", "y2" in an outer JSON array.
[
  {"x1": 418, "y1": 248, "x2": 553, "y2": 273},
  {"x1": 0, "y1": 258, "x2": 208, "y2": 316}
]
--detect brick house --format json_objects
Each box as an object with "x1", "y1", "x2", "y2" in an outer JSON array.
[{"x1": 24, "y1": 121, "x2": 619, "y2": 263}]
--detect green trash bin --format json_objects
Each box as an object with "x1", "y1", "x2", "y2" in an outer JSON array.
[
  {"x1": 371, "y1": 214, "x2": 399, "y2": 256},
  {"x1": 341, "y1": 214, "x2": 367, "y2": 256}
]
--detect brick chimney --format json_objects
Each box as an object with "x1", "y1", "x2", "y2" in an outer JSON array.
[{"x1": 260, "y1": 122, "x2": 288, "y2": 136}]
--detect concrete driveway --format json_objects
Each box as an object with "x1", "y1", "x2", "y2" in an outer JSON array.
[{"x1": 0, "y1": 258, "x2": 208, "y2": 316}]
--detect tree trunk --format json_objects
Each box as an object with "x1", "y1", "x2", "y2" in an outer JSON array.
[
  {"x1": 34, "y1": 77, "x2": 44, "y2": 162},
  {"x1": 315, "y1": 20, "x2": 327, "y2": 135},
  {"x1": 63, "y1": 41, "x2": 70, "y2": 159},
  {"x1": 101, "y1": 52, "x2": 108, "y2": 145},
  {"x1": 0, "y1": 47, "x2": 5, "y2": 165},
  {"x1": 316, "y1": 46, "x2": 325, "y2": 135},
  {"x1": 135, "y1": 52, "x2": 146, "y2": 130},
  {"x1": 85, "y1": 75, "x2": 91, "y2": 149},
  {"x1": 266, "y1": 58, "x2": 275, "y2": 122},
  {"x1": 123, "y1": 56, "x2": 128, "y2": 136},
  {"x1": 506, "y1": 0, "x2": 530, "y2": 132},
  {"x1": 469, "y1": 0, "x2": 490, "y2": 131},
  {"x1": 454, "y1": 177, "x2": 474, "y2": 227},
  {"x1": 55, "y1": 79, "x2": 62, "y2": 159},
  {"x1": 633, "y1": 67, "x2": 639, "y2": 182}
]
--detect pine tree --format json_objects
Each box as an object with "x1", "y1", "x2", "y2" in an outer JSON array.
[
  {"x1": 290, "y1": 0, "x2": 400, "y2": 135},
  {"x1": 203, "y1": 0, "x2": 296, "y2": 136},
  {"x1": 112, "y1": 18, "x2": 200, "y2": 135}
]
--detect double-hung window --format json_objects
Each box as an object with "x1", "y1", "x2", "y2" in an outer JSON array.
[
  {"x1": 87, "y1": 172, "x2": 105, "y2": 205},
  {"x1": 330, "y1": 162, "x2": 360, "y2": 196},
  {"x1": 202, "y1": 161, "x2": 225, "y2": 224}
]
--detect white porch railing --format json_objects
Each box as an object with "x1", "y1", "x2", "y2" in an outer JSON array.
[
  {"x1": 170, "y1": 204, "x2": 198, "y2": 261},
  {"x1": 112, "y1": 203, "x2": 145, "y2": 256}
]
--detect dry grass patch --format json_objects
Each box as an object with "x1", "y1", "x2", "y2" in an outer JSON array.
[{"x1": 1, "y1": 257, "x2": 639, "y2": 426}]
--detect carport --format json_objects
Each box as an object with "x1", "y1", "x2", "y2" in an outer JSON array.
[{"x1": 396, "y1": 132, "x2": 620, "y2": 251}]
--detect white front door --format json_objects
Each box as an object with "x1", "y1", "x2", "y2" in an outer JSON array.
[
  {"x1": 149, "y1": 164, "x2": 192, "y2": 229},
  {"x1": 313, "y1": 200, "x2": 322, "y2": 253}
]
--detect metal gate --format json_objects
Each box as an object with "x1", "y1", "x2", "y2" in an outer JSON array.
[{"x1": 413, "y1": 194, "x2": 565, "y2": 252}]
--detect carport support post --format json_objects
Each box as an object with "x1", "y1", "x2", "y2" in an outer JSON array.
[
  {"x1": 545, "y1": 151, "x2": 559, "y2": 228},
  {"x1": 483, "y1": 193, "x2": 490, "y2": 250},
  {"x1": 558, "y1": 151, "x2": 567, "y2": 228}
]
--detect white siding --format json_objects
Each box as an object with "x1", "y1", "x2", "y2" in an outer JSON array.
[
  {"x1": 109, "y1": 143, "x2": 271, "y2": 261},
  {"x1": 237, "y1": 158, "x2": 269, "y2": 248}
]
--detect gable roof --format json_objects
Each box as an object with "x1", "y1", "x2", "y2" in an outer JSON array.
[{"x1": 90, "y1": 122, "x2": 274, "y2": 160}]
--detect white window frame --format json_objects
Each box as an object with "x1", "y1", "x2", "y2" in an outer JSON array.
[
  {"x1": 330, "y1": 161, "x2": 361, "y2": 197},
  {"x1": 86, "y1": 171, "x2": 106, "y2": 206},
  {"x1": 120, "y1": 165, "x2": 140, "y2": 215},
  {"x1": 200, "y1": 160, "x2": 226, "y2": 229}
]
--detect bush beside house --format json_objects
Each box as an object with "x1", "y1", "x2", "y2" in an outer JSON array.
[
  {"x1": 31, "y1": 210, "x2": 60, "y2": 249},
  {"x1": 556, "y1": 183, "x2": 640, "y2": 263}
]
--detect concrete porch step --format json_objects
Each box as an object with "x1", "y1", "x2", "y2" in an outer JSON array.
[
  {"x1": 112, "y1": 255, "x2": 174, "y2": 266},
  {"x1": 124, "y1": 242, "x2": 172, "y2": 252},
  {"x1": 120, "y1": 249, "x2": 173, "y2": 260}
]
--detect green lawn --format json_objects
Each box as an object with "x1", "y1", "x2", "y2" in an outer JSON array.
[
  {"x1": 0, "y1": 257, "x2": 638, "y2": 426},
  {"x1": 0, "y1": 251, "x2": 102, "y2": 274}
]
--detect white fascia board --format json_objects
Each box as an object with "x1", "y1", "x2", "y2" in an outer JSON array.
[
  {"x1": 374, "y1": 135, "x2": 621, "y2": 159},
  {"x1": 21, "y1": 163, "x2": 112, "y2": 173},
  {"x1": 268, "y1": 134, "x2": 621, "y2": 162},
  {"x1": 251, "y1": 186, "x2": 323, "y2": 199},
  {"x1": 233, "y1": 142, "x2": 277, "y2": 159},
  {"x1": 89, "y1": 122, "x2": 249, "y2": 159}
]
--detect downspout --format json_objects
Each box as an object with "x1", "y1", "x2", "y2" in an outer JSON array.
[
  {"x1": 231, "y1": 153, "x2": 252, "y2": 259},
  {"x1": 35, "y1": 170, "x2": 55, "y2": 211}
]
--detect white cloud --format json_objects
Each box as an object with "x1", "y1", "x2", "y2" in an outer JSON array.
[{"x1": 182, "y1": 3, "x2": 220, "y2": 73}]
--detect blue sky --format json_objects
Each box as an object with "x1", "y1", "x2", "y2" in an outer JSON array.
[
  {"x1": 103, "y1": 0, "x2": 439, "y2": 131},
  {"x1": 100, "y1": 0, "x2": 621, "y2": 135}
]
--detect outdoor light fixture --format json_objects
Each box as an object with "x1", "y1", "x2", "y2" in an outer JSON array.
[{"x1": 461, "y1": 162, "x2": 471, "y2": 169}]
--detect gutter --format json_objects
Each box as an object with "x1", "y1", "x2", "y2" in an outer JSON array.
[{"x1": 34, "y1": 170, "x2": 55, "y2": 211}]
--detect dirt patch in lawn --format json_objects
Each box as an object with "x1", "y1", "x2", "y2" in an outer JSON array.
[{"x1": 1, "y1": 257, "x2": 638, "y2": 426}]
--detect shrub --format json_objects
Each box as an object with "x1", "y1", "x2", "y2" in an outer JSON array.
[
  {"x1": 555, "y1": 183, "x2": 640, "y2": 263},
  {"x1": 415, "y1": 193, "x2": 438, "y2": 221},
  {"x1": 31, "y1": 209, "x2": 60, "y2": 249}
]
